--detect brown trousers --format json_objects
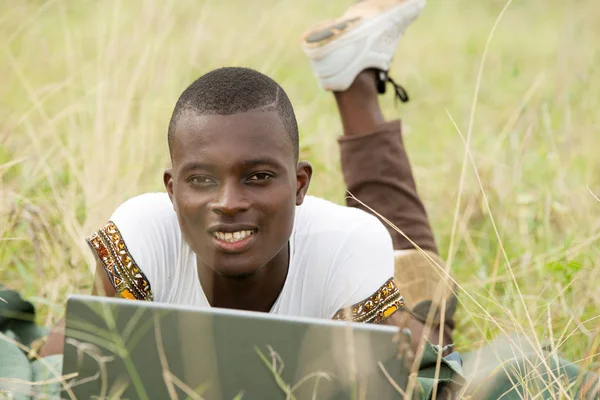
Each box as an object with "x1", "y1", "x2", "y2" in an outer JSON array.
[{"x1": 338, "y1": 120, "x2": 455, "y2": 345}]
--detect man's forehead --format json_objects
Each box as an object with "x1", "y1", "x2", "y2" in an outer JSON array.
[{"x1": 171, "y1": 110, "x2": 295, "y2": 163}]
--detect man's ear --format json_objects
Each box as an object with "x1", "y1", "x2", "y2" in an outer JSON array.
[
  {"x1": 163, "y1": 169, "x2": 177, "y2": 210},
  {"x1": 295, "y1": 161, "x2": 312, "y2": 206}
]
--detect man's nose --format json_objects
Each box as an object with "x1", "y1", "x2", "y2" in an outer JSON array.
[{"x1": 207, "y1": 181, "x2": 250, "y2": 215}]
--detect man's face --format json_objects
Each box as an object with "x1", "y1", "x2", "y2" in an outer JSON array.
[{"x1": 164, "y1": 110, "x2": 311, "y2": 278}]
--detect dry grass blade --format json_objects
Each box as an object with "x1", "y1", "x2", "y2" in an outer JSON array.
[
  {"x1": 377, "y1": 361, "x2": 406, "y2": 397},
  {"x1": 154, "y1": 313, "x2": 186, "y2": 400},
  {"x1": 0, "y1": 373, "x2": 77, "y2": 386},
  {"x1": 0, "y1": 332, "x2": 78, "y2": 400},
  {"x1": 586, "y1": 186, "x2": 600, "y2": 203}
]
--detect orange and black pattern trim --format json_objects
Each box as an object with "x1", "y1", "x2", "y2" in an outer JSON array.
[
  {"x1": 87, "y1": 221, "x2": 153, "y2": 301},
  {"x1": 332, "y1": 278, "x2": 405, "y2": 323}
]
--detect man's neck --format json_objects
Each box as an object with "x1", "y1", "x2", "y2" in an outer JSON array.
[{"x1": 197, "y1": 244, "x2": 289, "y2": 313}]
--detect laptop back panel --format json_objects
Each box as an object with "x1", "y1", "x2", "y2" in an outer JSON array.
[{"x1": 62, "y1": 295, "x2": 409, "y2": 399}]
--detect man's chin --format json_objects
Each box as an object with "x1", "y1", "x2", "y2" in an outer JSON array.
[
  {"x1": 198, "y1": 253, "x2": 266, "y2": 280},
  {"x1": 220, "y1": 271, "x2": 255, "y2": 280},
  {"x1": 213, "y1": 263, "x2": 261, "y2": 280}
]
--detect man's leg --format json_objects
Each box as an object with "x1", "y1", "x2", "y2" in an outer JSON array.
[
  {"x1": 334, "y1": 70, "x2": 455, "y2": 348},
  {"x1": 334, "y1": 70, "x2": 437, "y2": 253},
  {"x1": 301, "y1": 0, "x2": 456, "y2": 347}
]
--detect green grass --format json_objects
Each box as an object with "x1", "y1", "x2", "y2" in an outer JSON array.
[{"x1": 1, "y1": 0, "x2": 599, "y2": 397}]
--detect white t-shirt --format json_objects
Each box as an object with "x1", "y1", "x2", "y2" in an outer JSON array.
[{"x1": 87, "y1": 193, "x2": 403, "y2": 322}]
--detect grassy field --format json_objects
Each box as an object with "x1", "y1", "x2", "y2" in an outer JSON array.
[{"x1": 1, "y1": 0, "x2": 599, "y2": 396}]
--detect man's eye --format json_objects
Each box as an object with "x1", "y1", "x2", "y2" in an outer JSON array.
[
  {"x1": 189, "y1": 176, "x2": 216, "y2": 185},
  {"x1": 247, "y1": 173, "x2": 273, "y2": 181}
]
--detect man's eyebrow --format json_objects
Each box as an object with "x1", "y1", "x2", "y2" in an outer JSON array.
[
  {"x1": 238, "y1": 157, "x2": 284, "y2": 169},
  {"x1": 180, "y1": 161, "x2": 213, "y2": 172},
  {"x1": 180, "y1": 158, "x2": 284, "y2": 172}
]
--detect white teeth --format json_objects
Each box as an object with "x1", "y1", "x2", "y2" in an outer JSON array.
[{"x1": 212, "y1": 230, "x2": 255, "y2": 243}]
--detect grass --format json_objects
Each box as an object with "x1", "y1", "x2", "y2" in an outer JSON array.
[{"x1": 1, "y1": 0, "x2": 599, "y2": 397}]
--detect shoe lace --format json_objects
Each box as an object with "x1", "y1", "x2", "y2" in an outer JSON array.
[{"x1": 376, "y1": 70, "x2": 409, "y2": 103}]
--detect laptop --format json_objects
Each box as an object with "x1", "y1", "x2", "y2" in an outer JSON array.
[{"x1": 61, "y1": 295, "x2": 411, "y2": 399}]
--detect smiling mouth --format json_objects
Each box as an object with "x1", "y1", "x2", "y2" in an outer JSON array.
[{"x1": 211, "y1": 229, "x2": 256, "y2": 243}]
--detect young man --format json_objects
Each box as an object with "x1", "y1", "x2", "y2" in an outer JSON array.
[{"x1": 40, "y1": 0, "x2": 454, "y2": 357}]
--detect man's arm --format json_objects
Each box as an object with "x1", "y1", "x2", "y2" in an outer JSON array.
[
  {"x1": 382, "y1": 310, "x2": 448, "y2": 355},
  {"x1": 38, "y1": 260, "x2": 117, "y2": 357}
]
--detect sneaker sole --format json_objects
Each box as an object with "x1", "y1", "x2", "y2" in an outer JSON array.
[{"x1": 302, "y1": 0, "x2": 424, "y2": 53}]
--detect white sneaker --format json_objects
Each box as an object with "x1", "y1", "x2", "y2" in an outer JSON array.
[{"x1": 302, "y1": 0, "x2": 426, "y2": 91}]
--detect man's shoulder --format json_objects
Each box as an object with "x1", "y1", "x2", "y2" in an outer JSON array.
[
  {"x1": 290, "y1": 196, "x2": 396, "y2": 320},
  {"x1": 113, "y1": 192, "x2": 173, "y2": 214},
  {"x1": 296, "y1": 195, "x2": 385, "y2": 234},
  {"x1": 106, "y1": 192, "x2": 180, "y2": 243},
  {"x1": 87, "y1": 192, "x2": 182, "y2": 302},
  {"x1": 111, "y1": 192, "x2": 176, "y2": 224}
]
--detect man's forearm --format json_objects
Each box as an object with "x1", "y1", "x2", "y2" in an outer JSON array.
[
  {"x1": 38, "y1": 317, "x2": 65, "y2": 357},
  {"x1": 383, "y1": 310, "x2": 451, "y2": 358}
]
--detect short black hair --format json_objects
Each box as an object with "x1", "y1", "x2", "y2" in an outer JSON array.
[{"x1": 168, "y1": 67, "x2": 299, "y2": 160}]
